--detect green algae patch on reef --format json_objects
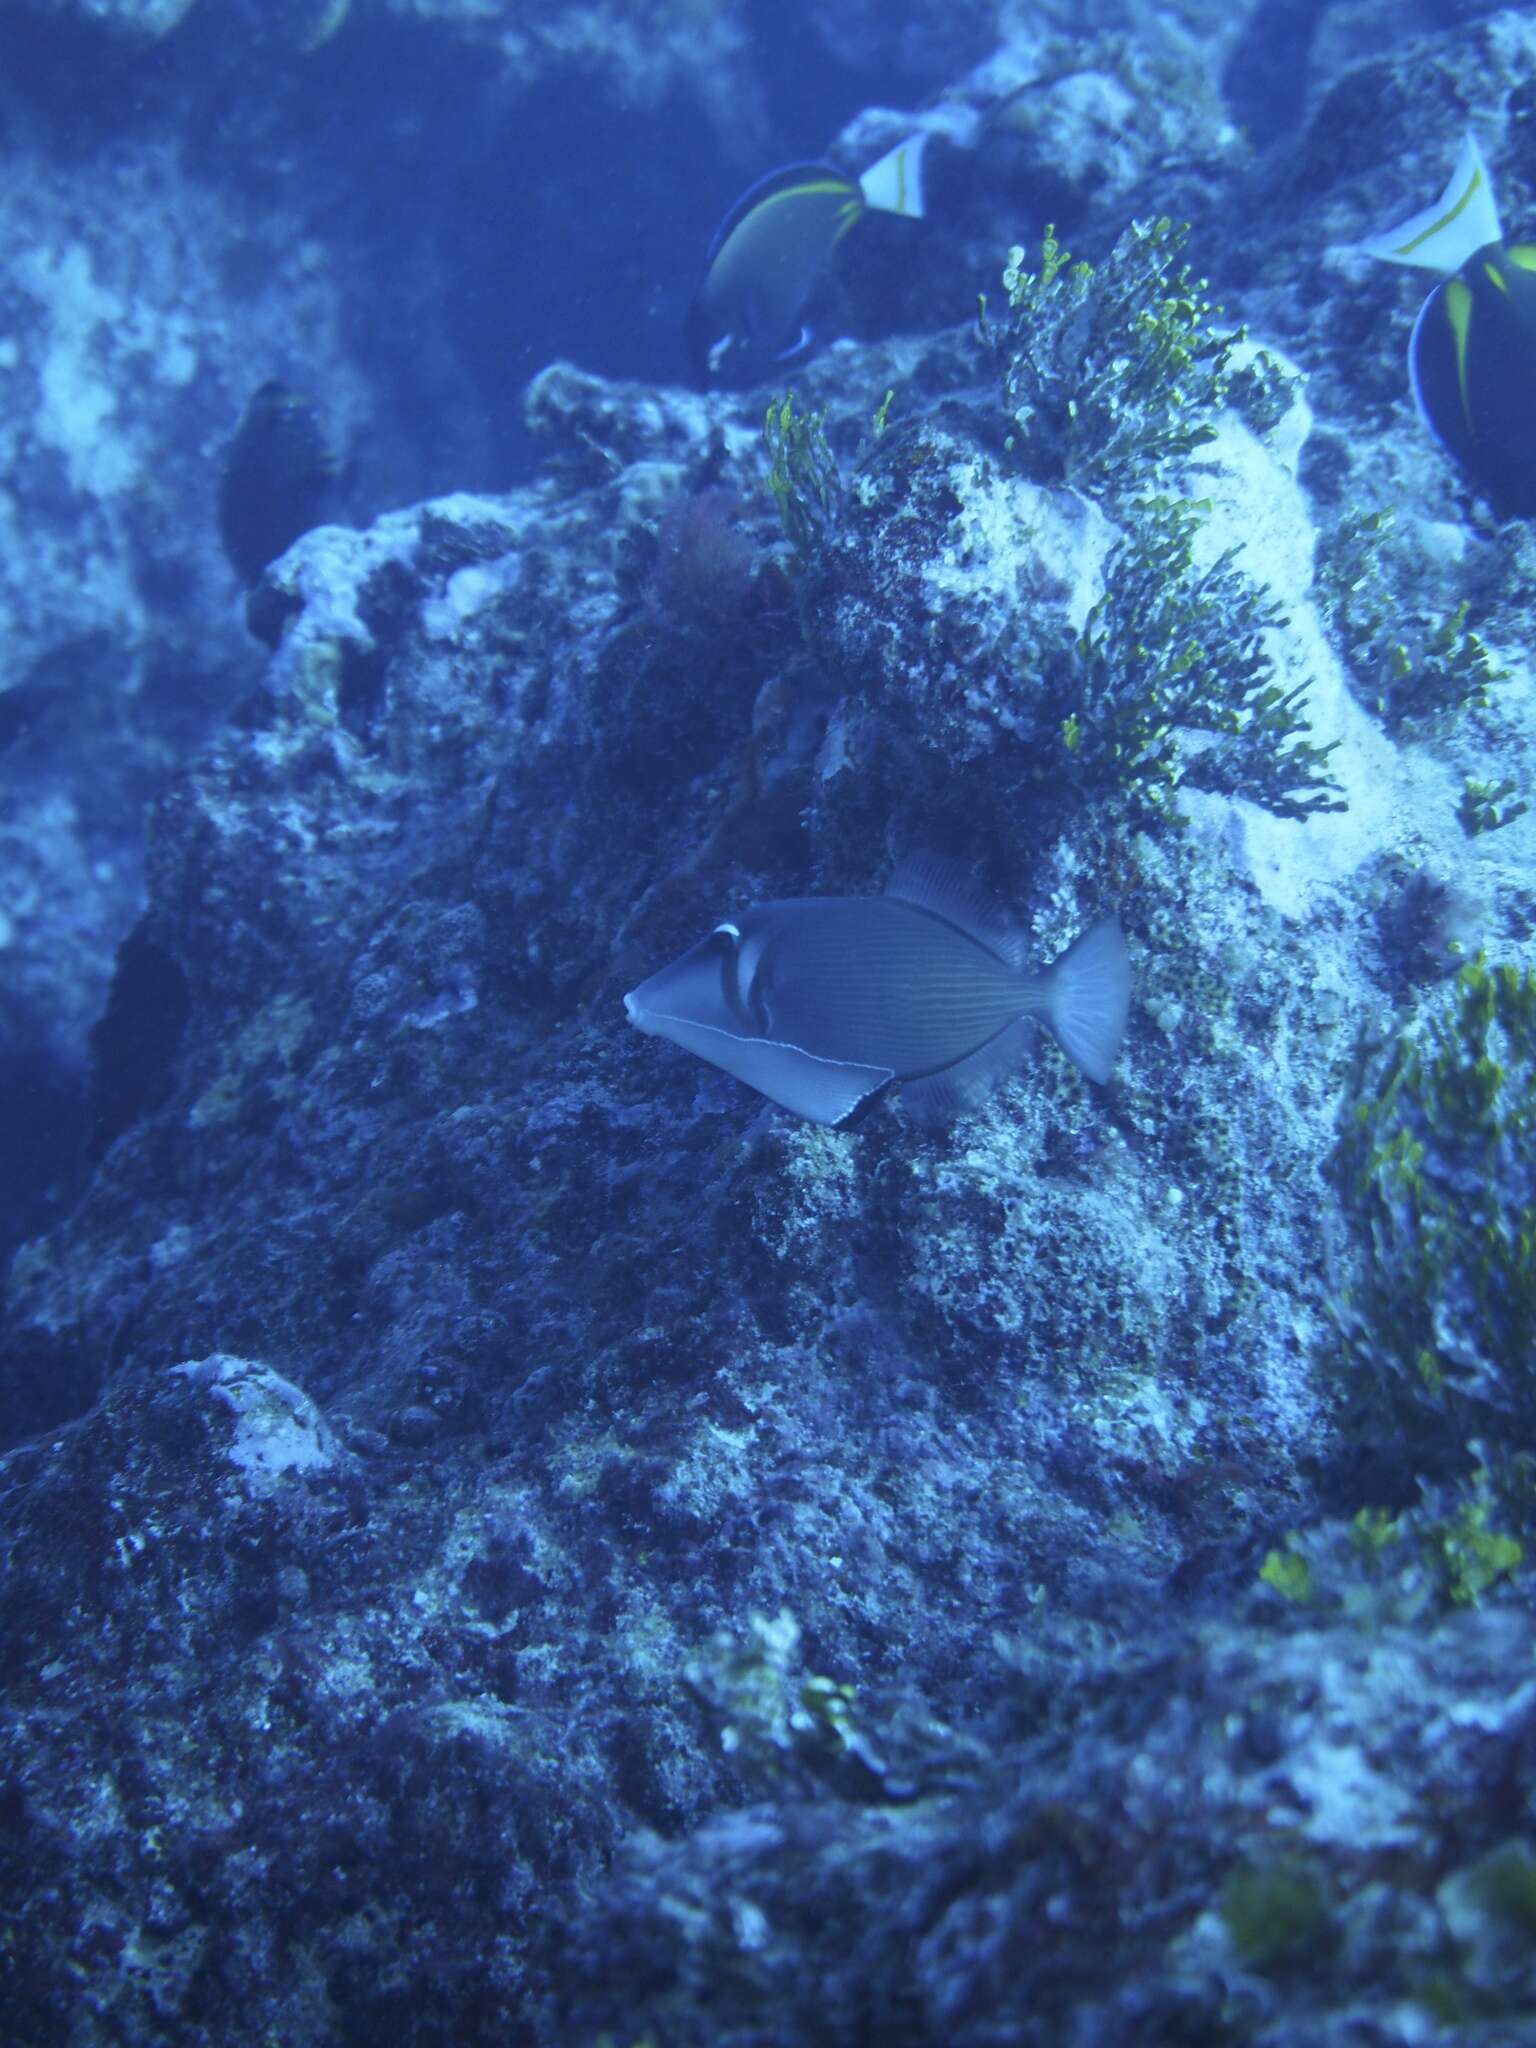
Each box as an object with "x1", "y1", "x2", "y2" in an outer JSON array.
[
  {"x1": 1331, "y1": 955, "x2": 1536, "y2": 1440},
  {"x1": 763, "y1": 393, "x2": 840, "y2": 565},
  {"x1": 1315, "y1": 507, "x2": 1511, "y2": 730},
  {"x1": 1218, "y1": 1856, "x2": 1331, "y2": 1970},
  {"x1": 1057, "y1": 493, "x2": 1345, "y2": 825},
  {"x1": 760, "y1": 315, "x2": 1343, "y2": 851},
  {"x1": 1253, "y1": 1466, "x2": 1527, "y2": 1629},
  {"x1": 1439, "y1": 1839, "x2": 1536, "y2": 1999},
  {"x1": 987, "y1": 217, "x2": 1241, "y2": 501}
]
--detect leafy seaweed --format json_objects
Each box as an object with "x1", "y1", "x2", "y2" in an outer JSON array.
[
  {"x1": 1042, "y1": 495, "x2": 1343, "y2": 821},
  {"x1": 1316, "y1": 508, "x2": 1508, "y2": 726},
  {"x1": 988, "y1": 218, "x2": 1240, "y2": 497},
  {"x1": 763, "y1": 395, "x2": 840, "y2": 563},
  {"x1": 1331, "y1": 956, "x2": 1536, "y2": 1436}
]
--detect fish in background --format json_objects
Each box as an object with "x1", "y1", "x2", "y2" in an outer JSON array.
[
  {"x1": 624, "y1": 855, "x2": 1130, "y2": 1127},
  {"x1": 218, "y1": 380, "x2": 337, "y2": 586},
  {"x1": 687, "y1": 133, "x2": 928, "y2": 387},
  {"x1": 1361, "y1": 131, "x2": 1536, "y2": 518}
]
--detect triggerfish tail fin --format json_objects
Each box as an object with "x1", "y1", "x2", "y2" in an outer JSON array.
[
  {"x1": 857, "y1": 132, "x2": 928, "y2": 220},
  {"x1": 1040, "y1": 914, "x2": 1131, "y2": 1085},
  {"x1": 1363, "y1": 131, "x2": 1502, "y2": 273}
]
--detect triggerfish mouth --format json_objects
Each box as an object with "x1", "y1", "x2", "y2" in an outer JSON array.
[{"x1": 624, "y1": 855, "x2": 1131, "y2": 1126}]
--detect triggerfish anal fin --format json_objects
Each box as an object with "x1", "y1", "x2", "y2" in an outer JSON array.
[{"x1": 1362, "y1": 133, "x2": 1536, "y2": 519}]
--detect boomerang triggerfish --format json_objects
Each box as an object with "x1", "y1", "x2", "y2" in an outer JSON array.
[{"x1": 624, "y1": 856, "x2": 1131, "y2": 1126}]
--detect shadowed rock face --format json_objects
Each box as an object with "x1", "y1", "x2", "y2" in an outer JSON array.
[
  {"x1": 0, "y1": 0, "x2": 770, "y2": 1272},
  {"x1": 3, "y1": 4, "x2": 1536, "y2": 2041}
]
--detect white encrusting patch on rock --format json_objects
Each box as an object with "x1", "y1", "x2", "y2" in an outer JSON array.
[
  {"x1": 1178, "y1": 364, "x2": 1455, "y2": 922},
  {"x1": 17, "y1": 243, "x2": 133, "y2": 498},
  {"x1": 922, "y1": 461, "x2": 1115, "y2": 635},
  {"x1": 172, "y1": 1354, "x2": 341, "y2": 1493}
]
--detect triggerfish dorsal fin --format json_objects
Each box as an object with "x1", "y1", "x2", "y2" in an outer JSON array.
[
  {"x1": 1363, "y1": 131, "x2": 1502, "y2": 273},
  {"x1": 856, "y1": 132, "x2": 928, "y2": 221},
  {"x1": 884, "y1": 852, "x2": 1027, "y2": 968}
]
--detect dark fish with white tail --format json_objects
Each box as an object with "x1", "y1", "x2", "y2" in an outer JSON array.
[
  {"x1": 687, "y1": 134, "x2": 928, "y2": 387},
  {"x1": 624, "y1": 856, "x2": 1131, "y2": 1126},
  {"x1": 1359, "y1": 132, "x2": 1536, "y2": 518}
]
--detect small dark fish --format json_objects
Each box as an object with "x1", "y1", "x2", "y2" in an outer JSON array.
[
  {"x1": 1221, "y1": 0, "x2": 1328, "y2": 147},
  {"x1": 0, "y1": 679, "x2": 49, "y2": 753},
  {"x1": 1363, "y1": 133, "x2": 1536, "y2": 518},
  {"x1": 218, "y1": 380, "x2": 336, "y2": 585},
  {"x1": 624, "y1": 855, "x2": 1130, "y2": 1126},
  {"x1": 687, "y1": 135, "x2": 927, "y2": 388}
]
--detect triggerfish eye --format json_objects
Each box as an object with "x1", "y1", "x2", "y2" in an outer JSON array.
[{"x1": 623, "y1": 855, "x2": 1131, "y2": 1127}]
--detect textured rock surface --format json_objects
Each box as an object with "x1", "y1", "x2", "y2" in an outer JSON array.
[
  {"x1": 0, "y1": 0, "x2": 767, "y2": 1266},
  {"x1": 3, "y1": 4, "x2": 1536, "y2": 2045}
]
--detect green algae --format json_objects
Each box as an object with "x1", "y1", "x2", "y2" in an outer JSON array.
[
  {"x1": 1316, "y1": 507, "x2": 1508, "y2": 727},
  {"x1": 763, "y1": 394, "x2": 839, "y2": 563},
  {"x1": 989, "y1": 218, "x2": 1238, "y2": 496},
  {"x1": 1219, "y1": 1857, "x2": 1329, "y2": 1970},
  {"x1": 1332, "y1": 955, "x2": 1536, "y2": 1436},
  {"x1": 1053, "y1": 493, "x2": 1344, "y2": 821},
  {"x1": 1253, "y1": 1462, "x2": 1525, "y2": 1625}
]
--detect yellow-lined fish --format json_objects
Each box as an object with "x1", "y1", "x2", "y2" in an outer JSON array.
[
  {"x1": 1362, "y1": 132, "x2": 1536, "y2": 518},
  {"x1": 686, "y1": 134, "x2": 927, "y2": 387}
]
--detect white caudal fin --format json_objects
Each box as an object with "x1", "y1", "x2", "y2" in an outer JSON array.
[
  {"x1": 858, "y1": 133, "x2": 927, "y2": 220},
  {"x1": 1043, "y1": 914, "x2": 1131, "y2": 1085},
  {"x1": 1362, "y1": 132, "x2": 1502, "y2": 273}
]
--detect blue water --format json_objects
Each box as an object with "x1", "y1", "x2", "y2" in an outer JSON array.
[{"x1": 1, "y1": 2, "x2": 1532, "y2": 2042}]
